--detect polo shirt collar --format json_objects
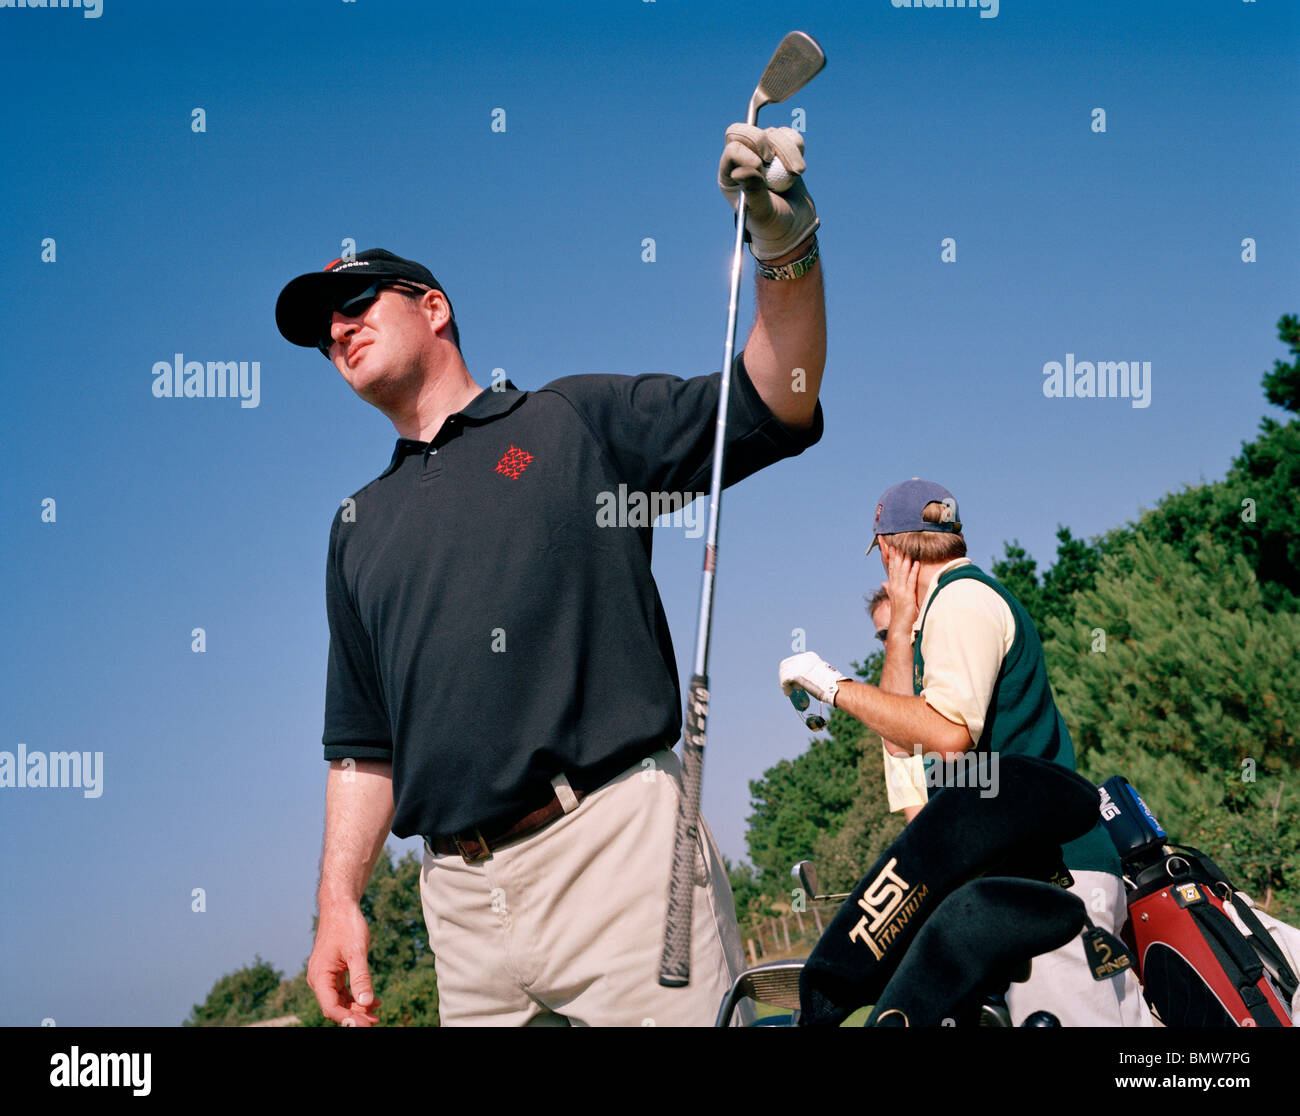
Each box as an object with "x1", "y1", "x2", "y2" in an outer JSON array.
[
  {"x1": 911, "y1": 557, "x2": 972, "y2": 638},
  {"x1": 460, "y1": 380, "x2": 526, "y2": 421},
  {"x1": 381, "y1": 380, "x2": 526, "y2": 476}
]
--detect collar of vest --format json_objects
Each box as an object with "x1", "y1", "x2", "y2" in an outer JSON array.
[{"x1": 912, "y1": 558, "x2": 974, "y2": 637}]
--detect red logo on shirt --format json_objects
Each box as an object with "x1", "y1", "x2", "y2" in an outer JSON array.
[{"x1": 494, "y1": 446, "x2": 535, "y2": 480}]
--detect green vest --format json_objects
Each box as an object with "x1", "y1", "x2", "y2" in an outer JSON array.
[{"x1": 914, "y1": 563, "x2": 1119, "y2": 876}]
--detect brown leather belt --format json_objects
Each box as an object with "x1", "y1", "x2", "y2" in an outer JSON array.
[
  {"x1": 424, "y1": 748, "x2": 669, "y2": 864},
  {"x1": 425, "y1": 787, "x2": 588, "y2": 863}
]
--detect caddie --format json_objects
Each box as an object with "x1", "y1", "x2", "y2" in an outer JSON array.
[
  {"x1": 780, "y1": 479, "x2": 1155, "y2": 1026},
  {"x1": 275, "y1": 122, "x2": 825, "y2": 1026}
]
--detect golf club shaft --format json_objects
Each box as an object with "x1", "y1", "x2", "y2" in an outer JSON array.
[
  {"x1": 658, "y1": 125, "x2": 754, "y2": 989},
  {"x1": 660, "y1": 29, "x2": 824, "y2": 990},
  {"x1": 693, "y1": 184, "x2": 749, "y2": 676}
]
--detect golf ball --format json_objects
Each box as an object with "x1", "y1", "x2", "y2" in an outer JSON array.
[{"x1": 765, "y1": 155, "x2": 796, "y2": 193}]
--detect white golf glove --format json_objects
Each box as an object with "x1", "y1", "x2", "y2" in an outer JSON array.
[
  {"x1": 779, "y1": 652, "x2": 848, "y2": 707},
  {"x1": 718, "y1": 123, "x2": 819, "y2": 261}
]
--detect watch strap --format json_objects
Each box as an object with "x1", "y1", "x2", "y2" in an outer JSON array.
[{"x1": 755, "y1": 237, "x2": 819, "y2": 281}]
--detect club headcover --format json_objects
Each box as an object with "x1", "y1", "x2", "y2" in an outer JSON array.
[
  {"x1": 799, "y1": 754, "x2": 1098, "y2": 1026},
  {"x1": 865, "y1": 877, "x2": 1087, "y2": 1026},
  {"x1": 984, "y1": 844, "x2": 1076, "y2": 890}
]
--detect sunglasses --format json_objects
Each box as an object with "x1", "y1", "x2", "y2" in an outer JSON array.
[
  {"x1": 788, "y1": 687, "x2": 829, "y2": 733},
  {"x1": 875, "y1": 628, "x2": 889, "y2": 643},
  {"x1": 317, "y1": 281, "x2": 428, "y2": 356}
]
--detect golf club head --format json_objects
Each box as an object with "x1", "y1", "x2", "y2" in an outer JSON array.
[
  {"x1": 792, "y1": 859, "x2": 852, "y2": 903},
  {"x1": 714, "y1": 959, "x2": 806, "y2": 1026},
  {"x1": 748, "y1": 31, "x2": 826, "y2": 122},
  {"x1": 793, "y1": 859, "x2": 820, "y2": 900}
]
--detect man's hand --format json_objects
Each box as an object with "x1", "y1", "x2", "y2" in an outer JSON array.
[
  {"x1": 718, "y1": 124, "x2": 819, "y2": 261},
  {"x1": 312, "y1": 757, "x2": 394, "y2": 1027},
  {"x1": 779, "y1": 651, "x2": 848, "y2": 707},
  {"x1": 883, "y1": 543, "x2": 921, "y2": 636},
  {"x1": 308, "y1": 901, "x2": 382, "y2": 1027}
]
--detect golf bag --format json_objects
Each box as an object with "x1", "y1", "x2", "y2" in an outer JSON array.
[
  {"x1": 798, "y1": 756, "x2": 1101, "y2": 1026},
  {"x1": 1098, "y1": 775, "x2": 1298, "y2": 1027}
]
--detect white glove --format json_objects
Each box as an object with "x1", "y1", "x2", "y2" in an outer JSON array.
[
  {"x1": 779, "y1": 652, "x2": 848, "y2": 707},
  {"x1": 718, "y1": 124, "x2": 819, "y2": 261}
]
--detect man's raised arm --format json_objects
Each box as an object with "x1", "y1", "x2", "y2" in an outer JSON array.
[
  {"x1": 717, "y1": 124, "x2": 826, "y2": 430},
  {"x1": 745, "y1": 236, "x2": 825, "y2": 430}
]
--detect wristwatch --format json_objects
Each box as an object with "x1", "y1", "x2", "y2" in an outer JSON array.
[{"x1": 755, "y1": 237, "x2": 819, "y2": 281}]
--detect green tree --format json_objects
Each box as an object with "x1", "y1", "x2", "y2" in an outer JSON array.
[
  {"x1": 811, "y1": 746, "x2": 905, "y2": 895},
  {"x1": 1114, "y1": 417, "x2": 1300, "y2": 611},
  {"x1": 186, "y1": 955, "x2": 284, "y2": 1027},
  {"x1": 744, "y1": 726, "x2": 861, "y2": 891},
  {"x1": 1261, "y1": 313, "x2": 1300, "y2": 413},
  {"x1": 1047, "y1": 535, "x2": 1300, "y2": 921},
  {"x1": 991, "y1": 541, "x2": 1043, "y2": 627},
  {"x1": 1102, "y1": 316, "x2": 1300, "y2": 610},
  {"x1": 279, "y1": 965, "x2": 323, "y2": 1026},
  {"x1": 992, "y1": 528, "x2": 1104, "y2": 644},
  {"x1": 1040, "y1": 527, "x2": 1103, "y2": 624},
  {"x1": 360, "y1": 846, "x2": 435, "y2": 980},
  {"x1": 376, "y1": 962, "x2": 440, "y2": 1027},
  {"x1": 725, "y1": 856, "x2": 776, "y2": 924}
]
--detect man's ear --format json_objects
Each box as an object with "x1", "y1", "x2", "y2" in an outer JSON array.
[{"x1": 420, "y1": 289, "x2": 450, "y2": 332}]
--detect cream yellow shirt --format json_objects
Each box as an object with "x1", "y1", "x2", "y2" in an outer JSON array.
[
  {"x1": 883, "y1": 557, "x2": 1012, "y2": 810},
  {"x1": 911, "y1": 557, "x2": 1016, "y2": 746}
]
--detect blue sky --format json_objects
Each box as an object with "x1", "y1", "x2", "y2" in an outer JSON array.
[{"x1": 2, "y1": 0, "x2": 1296, "y2": 1026}]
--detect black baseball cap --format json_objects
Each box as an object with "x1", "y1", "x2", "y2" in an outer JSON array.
[{"x1": 275, "y1": 248, "x2": 457, "y2": 349}]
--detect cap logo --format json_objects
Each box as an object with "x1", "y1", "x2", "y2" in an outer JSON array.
[{"x1": 874, "y1": 502, "x2": 883, "y2": 528}]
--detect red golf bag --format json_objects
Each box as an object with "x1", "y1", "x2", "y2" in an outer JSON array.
[{"x1": 1099, "y1": 776, "x2": 1297, "y2": 1027}]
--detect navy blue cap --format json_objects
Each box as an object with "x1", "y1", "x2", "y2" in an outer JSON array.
[{"x1": 867, "y1": 479, "x2": 961, "y2": 554}]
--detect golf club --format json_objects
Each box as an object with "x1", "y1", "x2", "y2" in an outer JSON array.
[
  {"x1": 660, "y1": 30, "x2": 826, "y2": 988},
  {"x1": 713, "y1": 959, "x2": 806, "y2": 1026},
  {"x1": 793, "y1": 859, "x2": 852, "y2": 904}
]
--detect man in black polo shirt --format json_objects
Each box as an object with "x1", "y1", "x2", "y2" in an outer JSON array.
[{"x1": 275, "y1": 124, "x2": 825, "y2": 1025}]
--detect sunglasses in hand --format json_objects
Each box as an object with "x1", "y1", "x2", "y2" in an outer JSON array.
[{"x1": 788, "y1": 687, "x2": 829, "y2": 733}]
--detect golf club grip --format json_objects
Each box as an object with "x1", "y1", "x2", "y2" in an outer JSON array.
[{"x1": 659, "y1": 674, "x2": 708, "y2": 986}]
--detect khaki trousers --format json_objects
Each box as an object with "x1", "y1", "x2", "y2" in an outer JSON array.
[{"x1": 419, "y1": 747, "x2": 752, "y2": 1026}]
